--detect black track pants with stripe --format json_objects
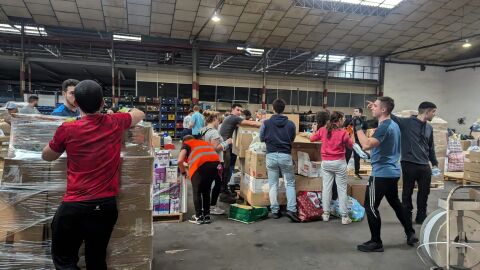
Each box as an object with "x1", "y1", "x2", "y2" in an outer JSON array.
[{"x1": 364, "y1": 176, "x2": 415, "y2": 244}]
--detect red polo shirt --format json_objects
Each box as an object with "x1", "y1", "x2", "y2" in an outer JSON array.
[{"x1": 49, "y1": 113, "x2": 132, "y2": 202}]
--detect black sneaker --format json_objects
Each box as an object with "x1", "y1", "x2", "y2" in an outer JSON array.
[
  {"x1": 272, "y1": 212, "x2": 282, "y2": 219},
  {"x1": 357, "y1": 241, "x2": 384, "y2": 252},
  {"x1": 203, "y1": 215, "x2": 212, "y2": 224},
  {"x1": 355, "y1": 173, "x2": 363, "y2": 180},
  {"x1": 415, "y1": 213, "x2": 427, "y2": 225},
  {"x1": 188, "y1": 215, "x2": 204, "y2": 225},
  {"x1": 407, "y1": 232, "x2": 418, "y2": 246},
  {"x1": 286, "y1": 211, "x2": 300, "y2": 223}
]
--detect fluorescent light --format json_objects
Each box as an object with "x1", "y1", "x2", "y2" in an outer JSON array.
[
  {"x1": 314, "y1": 54, "x2": 346, "y2": 63},
  {"x1": 211, "y1": 12, "x2": 221, "y2": 22},
  {"x1": 463, "y1": 39, "x2": 472, "y2": 48},
  {"x1": 334, "y1": 0, "x2": 403, "y2": 9},
  {"x1": 0, "y1": 24, "x2": 47, "y2": 36},
  {"x1": 238, "y1": 47, "x2": 264, "y2": 56},
  {"x1": 113, "y1": 33, "x2": 142, "y2": 42}
]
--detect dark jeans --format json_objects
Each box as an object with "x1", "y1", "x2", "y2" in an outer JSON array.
[
  {"x1": 211, "y1": 163, "x2": 224, "y2": 206},
  {"x1": 222, "y1": 147, "x2": 237, "y2": 192},
  {"x1": 401, "y1": 161, "x2": 432, "y2": 218},
  {"x1": 346, "y1": 146, "x2": 361, "y2": 174},
  {"x1": 191, "y1": 162, "x2": 220, "y2": 216},
  {"x1": 364, "y1": 176, "x2": 414, "y2": 244},
  {"x1": 182, "y1": 128, "x2": 192, "y2": 139},
  {"x1": 51, "y1": 197, "x2": 118, "y2": 270}
]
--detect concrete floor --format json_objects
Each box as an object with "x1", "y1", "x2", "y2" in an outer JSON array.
[{"x1": 152, "y1": 181, "x2": 467, "y2": 270}]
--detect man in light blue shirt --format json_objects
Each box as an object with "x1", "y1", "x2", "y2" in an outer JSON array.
[
  {"x1": 354, "y1": 96, "x2": 417, "y2": 253},
  {"x1": 52, "y1": 79, "x2": 80, "y2": 118},
  {"x1": 189, "y1": 105, "x2": 204, "y2": 139}
]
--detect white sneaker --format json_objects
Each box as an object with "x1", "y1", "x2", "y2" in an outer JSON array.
[
  {"x1": 342, "y1": 216, "x2": 352, "y2": 225},
  {"x1": 210, "y1": 206, "x2": 225, "y2": 215},
  {"x1": 322, "y1": 212, "x2": 330, "y2": 222}
]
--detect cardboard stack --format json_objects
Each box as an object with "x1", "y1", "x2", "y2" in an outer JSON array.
[
  {"x1": 292, "y1": 135, "x2": 323, "y2": 193},
  {"x1": 463, "y1": 151, "x2": 480, "y2": 183},
  {"x1": 0, "y1": 115, "x2": 154, "y2": 269},
  {"x1": 240, "y1": 150, "x2": 277, "y2": 206}
]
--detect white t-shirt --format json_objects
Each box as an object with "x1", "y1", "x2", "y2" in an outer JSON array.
[{"x1": 183, "y1": 115, "x2": 192, "y2": 129}]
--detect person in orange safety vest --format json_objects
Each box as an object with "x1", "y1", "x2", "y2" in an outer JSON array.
[{"x1": 178, "y1": 135, "x2": 221, "y2": 225}]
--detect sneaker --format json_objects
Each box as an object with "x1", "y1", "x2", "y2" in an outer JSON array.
[
  {"x1": 342, "y1": 216, "x2": 352, "y2": 225},
  {"x1": 322, "y1": 212, "x2": 330, "y2": 222},
  {"x1": 357, "y1": 241, "x2": 384, "y2": 252},
  {"x1": 272, "y1": 212, "x2": 282, "y2": 219},
  {"x1": 203, "y1": 215, "x2": 212, "y2": 224},
  {"x1": 188, "y1": 215, "x2": 204, "y2": 225},
  {"x1": 407, "y1": 232, "x2": 418, "y2": 246},
  {"x1": 210, "y1": 206, "x2": 226, "y2": 215},
  {"x1": 354, "y1": 173, "x2": 363, "y2": 180},
  {"x1": 286, "y1": 211, "x2": 300, "y2": 223}
]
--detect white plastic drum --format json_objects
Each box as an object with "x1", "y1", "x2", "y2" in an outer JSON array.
[{"x1": 420, "y1": 209, "x2": 480, "y2": 269}]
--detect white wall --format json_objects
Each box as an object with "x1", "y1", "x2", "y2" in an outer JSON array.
[{"x1": 384, "y1": 63, "x2": 480, "y2": 133}]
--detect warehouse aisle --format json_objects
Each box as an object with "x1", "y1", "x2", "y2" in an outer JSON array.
[{"x1": 153, "y1": 184, "x2": 449, "y2": 270}]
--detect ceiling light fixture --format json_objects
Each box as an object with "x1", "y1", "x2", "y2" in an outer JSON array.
[
  {"x1": 462, "y1": 39, "x2": 472, "y2": 48},
  {"x1": 237, "y1": 46, "x2": 264, "y2": 56},
  {"x1": 313, "y1": 54, "x2": 346, "y2": 63},
  {"x1": 113, "y1": 33, "x2": 142, "y2": 42},
  {"x1": 0, "y1": 24, "x2": 47, "y2": 36},
  {"x1": 211, "y1": 12, "x2": 221, "y2": 22}
]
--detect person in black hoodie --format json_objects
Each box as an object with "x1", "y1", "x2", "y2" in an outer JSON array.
[
  {"x1": 260, "y1": 99, "x2": 299, "y2": 222},
  {"x1": 390, "y1": 102, "x2": 438, "y2": 225}
]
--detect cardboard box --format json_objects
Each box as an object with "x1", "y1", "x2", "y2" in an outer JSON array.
[
  {"x1": 460, "y1": 140, "x2": 476, "y2": 151},
  {"x1": 292, "y1": 136, "x2": 321, "y2": 162},
  {"x1": 245, "y1": 150, "x2": 268, "y2": 179},
  {"x1": 107, "y1": 236, "x2": 153, "y2": 259},
  {"x1": 464, "y1": 170, "x2": 480, "y2": 183},
  {"x1": 348, "y1": 183, "x2": 367, "y2": 206},
  {"x1": 112, "y1": 210, "x2": 153, "y2": 238},
  {"x1": 122, "y1": 123, "x2": 153, "y2": 157},
  {"x1": 2, "y1": 158, "x2": 67, "y2": 183},
  {"x1": 295, "y1": 175, "x2": 322, "y2": 192},
  {"x1": 121, "y1": 156, "x2": 154, "y2": 184},
  {"x1": 240, "y1": 174, "x2": 286, "y2": 206},
  {"x1": 232, "y1": 126, "x2": 259, "y2": 158},
  {"x1": 297, "y1": 151, "x2": 321, "y2": 177},
  {"x1": 266, "y1": 113, "x2": 300, "y2": 134},
  {"x1": 118, "y1": 184, "x2": 152, "y2": 211},
  {"x1": 152, "y1": 133, "x2": 161, "y2": 149},
  {"x1": 464, "y1": 161, "x2": 480, "y2": 173},
  {"x1": 166, "y1": 167, "x2": 178, "y2": 183},
  {"x1": 468, "y1": 151, "x2": 480, "y2": 163}
]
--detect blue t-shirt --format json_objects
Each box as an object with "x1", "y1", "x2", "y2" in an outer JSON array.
[
  {"x1": 51, "y1": 104, "x2": 80, "y2": 117},
  {"x1": 191, "y1": 112, "x2": 205, "y2": 135},
  {"x1": 371, "y1": 119, "x2": 401, "y2": 178}
]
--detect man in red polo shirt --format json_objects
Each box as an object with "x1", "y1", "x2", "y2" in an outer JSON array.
[{"x1": 42, "y1": 80, "x2": 145, "y2": 269}]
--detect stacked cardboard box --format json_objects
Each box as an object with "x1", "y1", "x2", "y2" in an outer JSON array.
[
  {"x1": 0, "y1": 115, "x2": 154, "y2": 269},
  {"x1": 232, "y1": 126, "x2": 259, "y2": 158},
  {"x1": 463, "y1": 152, "x2": 480, "y2": 183},
  {"x1": 152, "y1": 150, "x2": 182, "y2": 215},
  {"x1": 240, "y1": 150, "x2": 273, "y2": 206}
]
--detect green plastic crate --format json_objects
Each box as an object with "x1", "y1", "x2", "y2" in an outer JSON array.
[{"x1": 228, "y1": 204, "x2": 268, "y2": 224}]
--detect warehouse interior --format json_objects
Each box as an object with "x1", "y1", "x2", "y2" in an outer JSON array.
[{"x1": 0, "y1": 0, "x2": 480, "y2": 269}]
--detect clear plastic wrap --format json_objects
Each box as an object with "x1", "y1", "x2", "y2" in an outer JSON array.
[{"x1": 0, "y1": 115, "x2": 154, "y2": 269}]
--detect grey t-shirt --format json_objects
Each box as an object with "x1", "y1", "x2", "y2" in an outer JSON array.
[
  {"x1": 201, "y1": 126, "x2": 224, "y2": 162},
  {"x1": 19, "y1": 106, "x2": 40, "y2": 114},
  {"x1": 219, "y1": 115, "x2": 243, "y2": 140}
]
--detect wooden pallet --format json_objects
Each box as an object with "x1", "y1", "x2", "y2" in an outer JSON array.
[
  {"x1": 462, "y1": 179, "x2": 480, "y2": 186},
  {"x1": 348, "y1": 169, "x2": 372, "y2": 176},
  {"x1": 153, "y1": 213, "x2": 183, "y2": 223},
  {"x1": 443, "y1": 172, "x2": 464, "y2": 183}
]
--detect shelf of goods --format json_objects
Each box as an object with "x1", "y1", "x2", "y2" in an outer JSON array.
[
  {"x1": 0, "y1": 114, "x2": 155, "y2": 269},
  {"x1": 152, "y1": 150, "x2": 187, "y2": 222}
]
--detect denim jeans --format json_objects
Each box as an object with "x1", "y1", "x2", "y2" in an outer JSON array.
[{"x1": 266, "y1": 152, "x2": 297, "y2": 213}]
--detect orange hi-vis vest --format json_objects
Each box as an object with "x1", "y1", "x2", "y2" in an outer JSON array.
[{"x1": 183, "y1": 139, "x2": 220, "y2": 177}]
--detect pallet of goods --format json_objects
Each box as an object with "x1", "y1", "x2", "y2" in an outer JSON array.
[
  {"x1": 463, "y1": 151, "x2": 480, "y2": 184},
  {"x1": 0, "y1": 114, "x2": 155, "y2": 270}
]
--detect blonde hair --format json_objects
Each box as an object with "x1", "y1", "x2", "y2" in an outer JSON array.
[{"x1": 203, "y1": 110, "x2": 220, "y2": 124}]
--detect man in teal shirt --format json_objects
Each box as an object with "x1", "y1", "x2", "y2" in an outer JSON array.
[
  {"x1": 189, "y1": 105, "x2": 204, "y2": 139},
  {"x1": 52, "y1": 79, "x2": 80, "y2": 117}
]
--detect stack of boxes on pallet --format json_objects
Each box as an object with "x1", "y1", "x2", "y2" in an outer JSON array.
[
  {"x1": 464, "y1": 151, "x2": 480, "y2": 184},
  {"x1": 0, "y1": 115, "x2": 154, "y2": 269},
  {"x1": 152, "y1": 150, "x2": 183, "y2": 216}
]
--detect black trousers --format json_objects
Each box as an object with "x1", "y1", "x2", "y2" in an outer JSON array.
[
  {"x1": 191, "y1": 162, "x2": 220, "y2": 216},
  {"x1": 51, "y1": 197, "x2": 118, "y2": 270},
  {"x1": 222, "y1": 147, "x2": 237, "y2": 192},
  {"x1": 211, "y1": 163, "x2": 223, "y2": 206},
  {"x1": 401, "y1": 161, "x2": 432, "y2": 217},
  {"x1": 364, "y1": 176, "x2": 414, "y2": 243}
]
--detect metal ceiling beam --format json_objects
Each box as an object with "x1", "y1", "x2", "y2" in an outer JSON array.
[
  {"x1": 82, "y1": 67, "x2": 105, "y2": 86},
  {"x1": 29, "y1": 61, "x2": 60, "y2": 81},
  {"x1": 38, "y1": 44, "x2": 60, "y2": 57},
  {"x1": 209, "y1": 54, "x2": 234, "y2": 69},
  {"x1": 251, "y1": 48, "x2": 272, "y2": 72},
  {"x1": 257, "y1": 51, "x2": 311, "y2": 72},
  {"x1": 289, "y1": 52, "x2": 317, "y2": 74}
]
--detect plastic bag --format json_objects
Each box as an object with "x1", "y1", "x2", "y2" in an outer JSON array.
[
  {"x1": 447, "y1": 152, "x2": 464, "y2": 172},
  {"x1": 249, "y1": 132, "x2": 266, "y2": 152},
  {"x1": 331, "y1": 196, "x2": 365, "y2": 222},
  {"x1": 297, "y1": 192, "x2": 324, "y2": 222},
  {"x1": 353, "y1": 143, "x2": 370, "y2": 160}
]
